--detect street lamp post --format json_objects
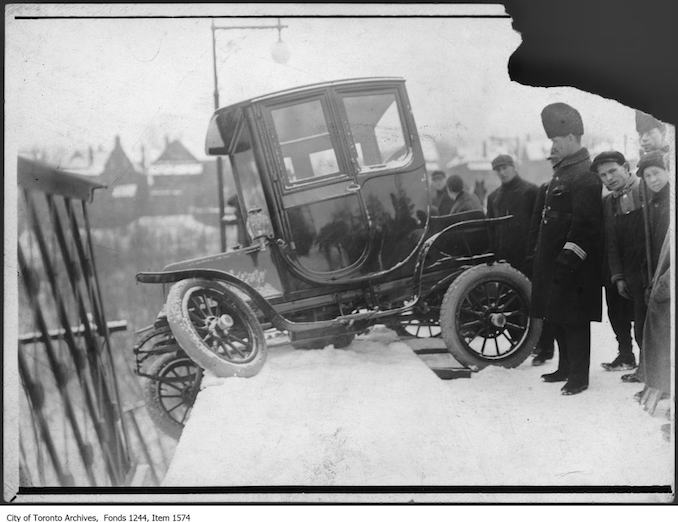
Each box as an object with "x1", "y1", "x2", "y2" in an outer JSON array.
[{"x1": 210, "y1": 18, "x2": 289, "y2": 252}]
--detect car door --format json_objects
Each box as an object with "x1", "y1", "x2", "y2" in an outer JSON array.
[
  {"x1": 262, "y1": 91, "x2": 372, "y2": 280},
  {"x1": 334, "y1": 85, "x2": 429, "y2": 272}
]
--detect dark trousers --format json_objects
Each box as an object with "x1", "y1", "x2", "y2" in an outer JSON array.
[
  {"x1": 604, "y1": 283, "x2": 634, "y2": 357},
  {"x1": 552, "y1": 322, "x2": 591, "y2": 386},
  {"x1": 535, "y1": 320, "x2": 555, "y2": 357},
  {"x1": 627, "y1": 278, "x2": 649, "y2": 378}
]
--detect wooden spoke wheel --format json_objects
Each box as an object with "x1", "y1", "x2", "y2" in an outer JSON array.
[
  {"x1": 166, "y1": 279, "x2": 267, "y2": 377},
  {"x1": 394, "y1": 313, "x2": 442, "y2": 339},
  {"x1": 440, "y1": 263, "x2": 541, "y2": 369},
  {"x1": 145, "y1": 352, "x2": 202, "y2": 440}
]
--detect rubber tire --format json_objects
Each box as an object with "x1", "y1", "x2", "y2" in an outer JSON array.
[
  {"x1": 144, "y1": 352, "x2": 202, "y2": 440},
  {"x1": 440, "y1": 263, "x2": 541, "y2": 370},
  {"x1": 332, "y1": 334, "x2": 355, "y2": 349},
  {"x1": 166, "y1": 278, "x2": 267, "y2": 378}
]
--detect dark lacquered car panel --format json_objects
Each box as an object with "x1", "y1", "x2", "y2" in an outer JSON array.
[{"x1": 200, "y1": 78, "x2": 487, "y2": 301}]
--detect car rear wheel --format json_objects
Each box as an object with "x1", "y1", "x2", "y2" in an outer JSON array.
[
  {"x1": 144, "y1": 352, "x2": 202, "y2": 440},
  {"x1": 166, "y1": 279, "x2": 267, "y2": 377},
  {"x1": 440, "y1": 263, "x2": 541, "y2": 370},
  {"x1": 391, "y1": 314, "x2": 441, "y2": 338}
]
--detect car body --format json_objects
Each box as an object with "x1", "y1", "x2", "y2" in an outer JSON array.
[{"x1": 134, "y1": 78, "x2": 540, "y2": 437}]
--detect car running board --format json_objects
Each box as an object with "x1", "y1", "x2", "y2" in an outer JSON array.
[{"x1": 411, "y1": 347, "x2": 473, "y2": 380}]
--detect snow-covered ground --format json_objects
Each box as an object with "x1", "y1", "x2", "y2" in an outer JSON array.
[{"x1": 164, "y1": 318, "x2": 673, "y2": 499}]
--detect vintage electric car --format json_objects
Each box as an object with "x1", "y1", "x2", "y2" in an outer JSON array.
[{"x1": 134, "y1": 78, "x2": 541, "y2": 438}]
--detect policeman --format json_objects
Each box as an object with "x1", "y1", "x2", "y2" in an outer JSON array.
[{"x1": 530, "y1": 103, "x2": 603, "y2": 395}]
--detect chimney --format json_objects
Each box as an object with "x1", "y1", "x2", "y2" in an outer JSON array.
[
  {"x1": 88, "y1": 145, "x2": 94, "y2": 166},
  {"x1": 140, "y1": 145, "x2": 146, "y2": 171},
  {"x1": 114, "y1": 135, "x2": 121, "y2": 148},
  {"x1": 164, "y1": 135, "x2": 170, "y2": 147}
]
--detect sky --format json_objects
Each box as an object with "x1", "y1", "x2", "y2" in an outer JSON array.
[{"x1": 6, "y1": 4, "x2": 643, "y2": 164}]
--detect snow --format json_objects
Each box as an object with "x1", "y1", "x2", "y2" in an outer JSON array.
[{"x1": 163, "y1": 321, "x2": 673, "y2": 494}]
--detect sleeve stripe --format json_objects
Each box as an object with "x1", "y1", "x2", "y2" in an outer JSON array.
[{"x1": 564, "y1": 242, "x2": 587, "y2": 260}]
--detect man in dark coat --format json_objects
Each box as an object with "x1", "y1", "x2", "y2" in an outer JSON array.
[
  {"x1": 487, "y1": 154, "x2": 539, "y2": 274},
  {"x1": 594, "y1": 151, "x2": 643, "y2": 372},
  {"x1": 437, "y1": 174, "x2": 483, "y2": 215},
  {"x1": 530, "y1": 102, "x2": 603, "y2": 395}
]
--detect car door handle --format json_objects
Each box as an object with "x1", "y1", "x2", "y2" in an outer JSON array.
[{"x1": 346, "y1": 183, "x2": 361, "y2": 193}]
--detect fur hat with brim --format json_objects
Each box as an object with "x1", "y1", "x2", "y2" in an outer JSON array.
[{"x1": 541, "y1": 103, "x2": 584, "y2": 139}]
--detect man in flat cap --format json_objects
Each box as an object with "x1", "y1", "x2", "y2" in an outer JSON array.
[
  {"x1": 437, "y1": 174, "x2": 483, "y2": 215},
  {"x1": 593, "y1": 151, "x2": 643, "y2": 373},
  {"x1": 636, "y1": 110, "x2": 669, "y2": 158},
  {"x1": 489, "y1": 155, "x2": 554, "y2": 367},
  {"x1": 429, "y1": 170, "x2": 448, "y2": 215},
  {"x1": 487, "y1": 154, "x2": 538, "y2": 274},
  {"x1": 529, "y1": 102, "x2": 603, "y2": 395}
]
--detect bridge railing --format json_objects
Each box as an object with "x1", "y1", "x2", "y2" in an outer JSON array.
[{"x1": 16, "y1": 157, "x2": 165, "y2": 486}]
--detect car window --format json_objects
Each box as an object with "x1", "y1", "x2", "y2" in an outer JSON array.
[
  {"x1": 342, "y1": 92, "x2": 409, "y2": 171},
  {"x1": 270, "y1": 99, "x2": 340, "y2": 183},
  {"x1": 232, "y1": 126, "x2": 267, "y2": 213}
]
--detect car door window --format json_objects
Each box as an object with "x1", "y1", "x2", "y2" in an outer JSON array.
[
  {"x1": 342, "y1": 92, "x2": 409, "y2": 170},
  {"x1": 232, "y1": 126, "x2": 266, "y2": 213},
  {"x1": 270, "y1": 99, "x2": 340, "y2": 183}
]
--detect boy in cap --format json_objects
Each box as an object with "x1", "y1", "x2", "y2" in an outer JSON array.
[
  {"x1": 487, "y1": 154, "x2": 538, "y2": 274},
  {"x1": 593, "y1": 151, "x2": 643, "y2": 372},
  {"x1": 620, "y1": 150, "x2": 671, "y2": 385},
  {"x1": 529, "y1": 102, "x2": 603, "y2": 395},
  {"x1": 635, "y1": 150, "x2": 671, "y2": 415},
  {"x1": 637, "y1": 150, "x2": 670, "y2": 285}
]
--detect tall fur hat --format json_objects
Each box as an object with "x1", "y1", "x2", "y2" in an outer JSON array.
[{"x1": 541, "y1": 103, "x2": 584, "y2": 139}]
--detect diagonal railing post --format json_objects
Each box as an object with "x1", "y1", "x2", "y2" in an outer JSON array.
[{"x1": 18, "y1": 244, "x2": 94, "y2": 485}]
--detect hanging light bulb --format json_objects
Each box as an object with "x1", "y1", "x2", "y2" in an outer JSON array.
[{"x1": 270, "y1": 18, "x2": 290, "y2": 64}]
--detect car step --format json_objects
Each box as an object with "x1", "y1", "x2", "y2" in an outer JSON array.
[
  {"x1": 431, "y1": 367, "x2": 473, "y2": 380},
  {"x1": 411, "y1": 347, "x2": 449, "y2": 355}
]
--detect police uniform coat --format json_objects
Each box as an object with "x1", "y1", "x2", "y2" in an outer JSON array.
[
  {"x1": 530, "y1": 147, "x2": 603, "y2": 324},
  {"x1": 486, "y1": 175, "x2": 538, "y2": 272}
]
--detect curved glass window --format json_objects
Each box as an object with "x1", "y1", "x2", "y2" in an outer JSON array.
[
  {"x1": 270, "y1": 99, "x2": 340, "y2": 183},
  {"x1": 342, "y1": 92, "x2": 409, "y2": 171}
]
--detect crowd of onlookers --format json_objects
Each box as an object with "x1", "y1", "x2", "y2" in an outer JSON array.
[{"x1": 429, "y1": 105, "x2": 672, "y2": 440}]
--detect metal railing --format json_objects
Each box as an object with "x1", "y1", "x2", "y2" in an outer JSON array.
[{"x1": 16, "y1": 157, "x2": 166, "y2": 486}]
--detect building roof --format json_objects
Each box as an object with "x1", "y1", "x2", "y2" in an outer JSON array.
[
  {"x1": 100, "y1": 136, "x2": 144, "y2": 186},
  {"x1": 152, "y1": 139, "x2": 199, "y2": 164}
]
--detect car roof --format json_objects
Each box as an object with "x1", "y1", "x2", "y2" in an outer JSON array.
[
  {"x1": 206, "y1": 77, "x2": 406, "y2": 155},
  {"x1": 216, "y1": 77, "x2": 405, "y2": 114}
]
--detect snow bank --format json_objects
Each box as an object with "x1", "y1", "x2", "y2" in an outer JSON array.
[{"x1": 164, "y1": 323, "x2": 673, "y2": 490}]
